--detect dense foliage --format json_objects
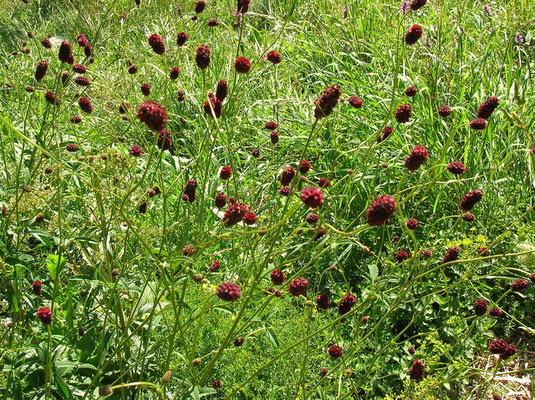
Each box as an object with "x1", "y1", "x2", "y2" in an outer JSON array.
[{"x1": 1, "y1": 0, "x2": 534, "y2": 399}]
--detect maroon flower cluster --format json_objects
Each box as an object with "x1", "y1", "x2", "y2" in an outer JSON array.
[
  {"x1": 35, "y1": 61, "x2": 48, "y2": 81},
  {"x1": 410, "y1": 0, "x2": 427, "y2": 10},
  {"x1": 511, "y1": 279, "x2": 529, "y2": 292},
  {"x1": 405, "y1": 86, "x2": 417, "y2": 97},
  {"x1": 305, "y1": 213, "x2": 318, "y2": 225},
  {"x1": 216, "y1": 80, "x2": 228, "y2": 101},
  {"x1": 338, "y1": 294, "x2": 357, "y2": 315},
  {"x1": 141, "y1": 83, "x2": 151, "y2": 96},
  {"x1": 289, "y1": 278, "x2": 308, "y2": 296},
  {"x1": 137, "y1": 101, "x2": 168, "y2": 131},
  {"x1": 442, "y1": 246, "x2": 460, "y2": 264},
  {"x1": 300, "y1": 160, "x2": 311, "y2": 174},
  {"x1": 470, "y1": 118, "x2": 487, "y2": 130},
  {"x1": 32, "y1": 280, "x2": 42, "y2": 296},
  {"x1": 215, "y1": 193, "x2": 227, "y2": 209},
  {"x1": 280, "y1": 167, "x2": 296, "y2": 186},
  {"x1": 157, "y1": 129, "x2": 172, "y2": 150},
  {"x1": 300, "y1": 186, "x2": 324, "y2": 208},
  {"x1": 474, "y1": 299, "x2": 488, "y2": 316},
  {"x1": 183, "y1": 180, "x2": 197, "y2": 203},
  {"x1": 348, "y1": 96, "x2": 363, "y2": 109},
  {"x1": 447, "y1": 161, "x2": 466, "y2": 175},
  {"x1": 266, "y1": 50, "x2": 281, "y2": 64},
  {"x1": 271, "y1": 269, "x2": 284, "y2": 285},
  {"x1": 409, "y1": 360, "x2": 425, "y2": 380},
  {"x1": 366, "y1": 195, "x2": 397, "y2": 226},
  {"x1": 438, "y1": 105, "x2": 452, "y2": 118},
  {"x1": 58, "y1": 40, "x2": 73, "y2": 63},
  {"x1": 406, "y1": 218, "x2": 418, "y2": 230},
  {"x1": 405, "y1": 25, "x2": 423, "y2": 45},
  {"x1": 204, "y1": 93, "x2": 222, "y2": 118},
  {"x1": 37, "y1": 306, "x2": 53, "y2": 325},
  {"x1": 148, "y1": 34, "x2": 165, "y2": 54},
  {"x1": 169, "y1": 67, "x2": 180, "y2": 79},
  {"x1": 316, "y1": 294, "x2": 330, "y2": 309},
  {"x1": 177, "y1": 32, "x2": 188, "y2": 46},
  {"x1": 314, "y1": 85, "x2": 342, "y2": 119},
  {"x1": 328, "y1": 345, "x2": 343, "y2": 358},
  {"x1": 460, "y1": 189, "x2": 483, "y2": 212},
  {"x1": 396, "y1": 251, "x2": 409, "y2": 263},
  {"x1": 237, "y1": 0, "x2": 251, "y2": 13},
  {"x1": 405, "y1": 146, "x2": 429, "y2": 171},
  {"x1": 222, "y1": 202, "x2": 250, "y2": 226},
  {"x1": 234, "y1": 56, "x2": 251, "y2": 73},
  {"x1": 216, "y1": 282, "x2": 241, "y2": 301},
  {"x1": 395, "y1": 104, "x2": 412, "y2": 123},
  {"x1": 196, "y1": 45, "x2": 211, "y2": 69},
  {"x1": 477, "y1": 96, "x2": 499, "y2": 120},
  {"x1": 220, "y1": 166, "x2": 232, "y2": 180}
]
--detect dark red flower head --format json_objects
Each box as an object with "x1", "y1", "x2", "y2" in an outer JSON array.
[
  {"x1": 128, "y1": 64, "x2": 138, "y2": 74},
  {"x1": 266, "y1": 50, "x2": 282, "y2": 64},
  {"x1": 314, "y1": 85, "x2": 342, "y2": 119},
  {"x1": 237, "y1": 0, "x2": 251, "y2": 13},
  {"x1": 300, "y1": 186, "x2": 324, "y2": 208},
  {"x1": 406, "y1": 218, "x2": 418, "y2": 230},
  {"x1": 408, "y1": 346, "x2": 416, "y2": 355},
  {"x1": 70, "y1": 116, "x2": 81, "y2": 124},
  {"x1": 410, "y1": 0, "x2": 427, "y2": 10},
  {"x1": 130, "y1": 145, "x2": 142, "y2": 157},
  {"x1": 45, "y1": 91, "x2": 59, "y2": 106},
  {"x1": 41, "y1": 38, "x2": 52, "y2": 49},
  {"x1": 216, "y1": 282, "x2": 241, "y2": 301},
  {"x1": 84, "y1": 45, "x2": 92, "y2": 57},
  {"x1": 137, "y1": 101, "x2": 168, "y2": 131},
  {"x1": 289, "y1": 278, "x2": 308, "y2": 296},
  {"x1": 470, "y1": 118, "x2": 487, "y2": 130},
  {"x1": 320, "y1": 368, "x2": 328, "y2": 376},
  {"x1": 447, "y1": 161, "x2": 466, "y2": 175},
  {"x1": 66, "y1": 143, "x2": 79, "y2": 152},
  {"x1": 215, "y1": 193, "x2": 227, "y2": 209},
  {"x1": 148, "y1": 34, "x2": 165, "y2": 54},
  {"x1": 77, "y1": 33, "x2": 89, "y2": 48},
  {"x1": 328, "y1": 345, "x2": 343, "y2": 358},
  {"x1": 316, "y1": 294, "x2": 331, "y2": 310},
  {"x1": 78, "y1": 97, "x2": 93, "y2": 113},
  {"x1": 182, "y1": 245, "x2": 196, "y2": 256},
  {"x1": 405, "y1": 145, "x2": 429, "y2": 171},
  {"x1": 366, "y1": 195, "x2": 397, "y2": 226},
  {"x1": 378, "y1": 126, "x2": 393, "y2": 142},
  {"x1": 222, "y1": 202, "x2": 250, "y2": 226},
  {"x1": 442, "y1": 246, "x2": 460, "y2": 264},
  {"x1": 396, "y1": 250, "x2": 409, "y2": 263},
  {"x1": 305, "y1": 213, "x2": 319, "y2": 225},
  {"x1": 32, "y1": 280, "x2": 42, "y2": 296},
  {"x1": 265, "y1": 121, "x2": 277, "y2": 130},
  {"x1": 279, "y1": 186, "x2": 291, "y2": 196},
  {"x1": 511, "y1": 279, "x2": 529, "y2": 292},
  {"x1": 409, "y1": 360, "x2": 425, "y2": 380},
  {"x1": 74, "y1": 76, "x2": 90, "y2": 86},
  {"x1": 196, "y1": 45, "x2": 211, "y2": 69},
  {"x1": 423, "y1": 249, "x2": 432, "y2": 258},
  {"x1": 270, "y1": 269, "x2": 285, "y2": 285},
  {"x1": 474, "y1": 298, "x2": 488, "y2": 316},
  {"x1": 234, "y1": 337, "x2": 244, "y2": 346},
  {"x1": 462, "y1": 213, "x2": 475, "y2": 222},
  {"x1": 318, "y1": 177, "x2": 330, "y2": 188},
  {"x1": 216, "y1": 80, "x2": 228, "y2": 101},
  {"x1": 251, "y1": 149, "x2": 260, "y2": 158},
  {"x1": 280, "y1": 167, "x2": 296, "y2": 186},
  {"x1": 58, "y1": 40, "x2": 72, "y2": 63},
  {"x1": 438, "y1": 106, "x2": 452, "y2": 118},
  {"x1": 395, "y1": 104, "x2": 412, "y2": 123},
  {"x1": 176, "y1": 31, "x2": 188, "y2": 46},
  {"x1": 210, "y1": 260, "x2": 221, "y2": 272},
  {"x1": 73, "y1": 63, "x2": 86, "y2": 74},
  {"x1": 37, "y1": 306, "x2": 53, "y2": 325},
  {"x1": 338, "y1": 294, "x2": 357, "y2": 315},
  {"x1": 477, "y1": 96, "x2": 499, "y2": 120},
  {"x1": 300, "y1": 160, "x2": 311, "y2": 174},
  {"x1": 348, "y1": 96, "x2": 363, "y2": 109},
  {"x1": 460, "y1": 189, "x2": 483, "y2": 211},
  {"x1": 220, "y1": 166, "x2": 232, "y2": 180},
  {"x1": 314, "y1": 227, "x2": 327, "y2": 241},
  {"x1": 183, "y1": 180, "x2": 198, "y2": 203},
  {"x1": 234, "y1": 56, "x2": 251, "y2": 73},
  {"x1": 270, "y1": 131, "x2": 279, "y2": 144},
  {"x1": 35, "y1": 61, "x2": 48, "y2": 82},
  {"x1": 489, "y1": 308, "x2": 503, "y2": 317},
  {"x1": 169, "y1": 67, "x2": 180, "y2": 79},
  {"x1": 157, "y1": 128, "x2": 172, "y2": 150},
  {"x1": 500, "y1": 344, "x2": 517, "y2": 360},
  {"x1": 194, "y1": 0, "x2": 206, "y2": 13},
  {"x1": 243, "y1": 211, "x2": 257, "y2": 225},
  {"x1": 405, "y1": 86, "x2": 418, "y2": 97},
  {"x1": 405, "y1": 25, "x2": 423, "y2": 45}
]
